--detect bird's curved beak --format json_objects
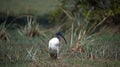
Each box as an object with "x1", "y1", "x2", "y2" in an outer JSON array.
[{"x1": 57, "y1": 32, "x2": 67, "y2": 44}]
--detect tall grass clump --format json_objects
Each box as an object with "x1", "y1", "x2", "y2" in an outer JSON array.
[
  {"x1": 0, "y1": 21, "x2": 10, "y2": 42},
  {"x1": 18, "y1": 16, "x2": 40, "y2": 37},
  {"x1": 17, "y1": 15, "x2": 53, "y2": 60},
  {"x1": 62, "y1": 7, "x2": 109, "y2": 60}
]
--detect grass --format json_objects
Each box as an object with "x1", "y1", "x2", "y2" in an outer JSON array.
[
  {"x1": 0, "y1": 14, "x2": 120, "y2": 67},
  {"x1": 18, "y1": 16, "x2": 41, "y2": 37},
  {"x1": 0, "y1": 1, "x2": 120, "y2": 66},
  {"x1": 0, "y1": 0, "x2": 60, "y2": 15},
  {"x1": 0, "y1": 24, "x2": 120, "y2": 67},
  {"x1": 0, "y1": 18, "x2": 120, "y2": 67},
  {"x1": 0, "y1": 20, "x2": 10, "y2": 41},
  {"x1": 0, "y1": 53, "x2": 120, "y2": 67},
  {"x1": 61, "y1": 7, "x2": 114, "y2": 61}
]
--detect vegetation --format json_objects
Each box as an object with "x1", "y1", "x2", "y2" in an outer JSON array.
[
  {"x1": 0, "y1": 0, "x2": 59, "y2": 16},
  {"x1": 0, "y1": 0, "x2": 120, "y2": 67},
  {"x1": 0, "y1": 20, "x2": 10, "y2": 41},
  {"x1": 18, "y1": 16, "x2": 40, "y2": 37}
]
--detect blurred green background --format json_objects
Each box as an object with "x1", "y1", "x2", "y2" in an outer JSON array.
[{"x1": 0, "y1": 0, "x2": 59, "y2": 15}]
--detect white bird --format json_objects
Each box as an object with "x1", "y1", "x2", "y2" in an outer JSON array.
[{"x1": 48, "y1": 32, "x2": 67, "y2": 59}]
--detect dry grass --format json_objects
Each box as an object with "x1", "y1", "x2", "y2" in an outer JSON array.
[
  {"x1": 0, "y1": 21, "x2": 10, "y2": 41},
  {"x1": 0, "y1": 10, "x2": 120, "y2": 67},
  {"x1": 18, "y1": 16, "x2": 41, "y2": 37}
]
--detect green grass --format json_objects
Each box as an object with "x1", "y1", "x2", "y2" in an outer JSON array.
[
  {"x1": 0, "y1": 1, "x2": 120, "y2": 66},
  {"x1": 0, "y1": 17, "x2": 120, "y2": 67},
  {"x1": 0, "y1": 28, "x2": 120, "y2": 67},
  {"x1": 0, "y1": 55, "x2": 120, "y2": 67},
  {"x1": 0, "y1": 0, "x2": 60, "y2": 15}
]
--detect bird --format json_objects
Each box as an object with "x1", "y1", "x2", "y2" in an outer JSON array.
[{"x1": 48, "y1": 32, "x2": 67, "y2": 59}]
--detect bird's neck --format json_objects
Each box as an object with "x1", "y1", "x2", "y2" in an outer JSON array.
[{"x1": 56, "y1": 35, "x2": 61, "y2": 40}]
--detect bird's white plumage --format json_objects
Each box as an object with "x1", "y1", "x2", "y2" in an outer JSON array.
[{"x1": 48, "y1": 37, "x2": 60, "y2": 54}]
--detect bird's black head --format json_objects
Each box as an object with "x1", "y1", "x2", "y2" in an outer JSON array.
[
  {"x1": 56, "y1": 32, "x2": 61, "y2": 36},
  {"x1": 56, "y1": 32, "x2": 67, "y2": 44}
]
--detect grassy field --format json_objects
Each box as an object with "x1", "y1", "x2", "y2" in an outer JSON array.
[
  {"x1": 0, "y1": 28, "x2": 120, "y2": 67},
  {"x1": 0, "y1": 0, "x2": 120, "y2": 67},
  {"x1": 0, "y1": 0, "x2": 59, "y2": 15}
]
